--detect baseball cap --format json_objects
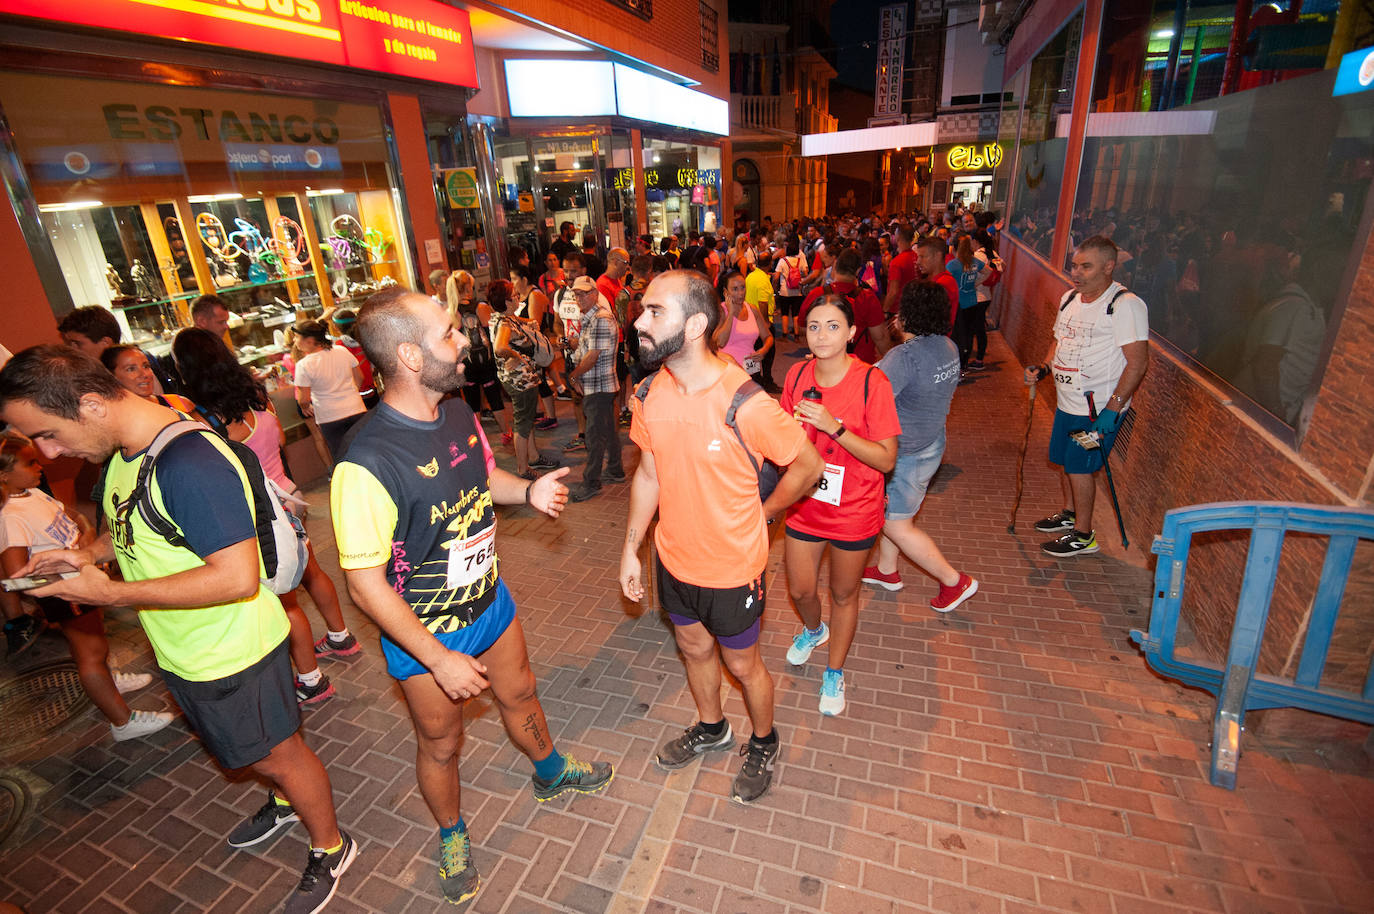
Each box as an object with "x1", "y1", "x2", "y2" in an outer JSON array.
[{"x1": 571, "y1": 275, "x2": 597, "y2": 293}]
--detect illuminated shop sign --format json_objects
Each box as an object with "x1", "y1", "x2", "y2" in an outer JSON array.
[
  {"x1": 944, "y1": 143, "x2": 1003, "y2": 171},
  {"x1": 0, "y1": 0, "x2": 478, "y2": 88},
  {"x1": 607, "y1": 167, "x2": 719, "y2": 192},
  {"x1": 504, "y1": 59, "x2": 729, "y2": 136},
  {"x1": 1333, "y1": 46, "x2": 1374, "y2": 97}
]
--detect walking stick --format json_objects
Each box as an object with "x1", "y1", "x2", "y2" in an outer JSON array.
[
  {"x1": 1007, "y1": 380, "x2": 1036, "y2": 534},
  {"x1": 1084, "y1": 391, "x2": 1129, "y2": 548}
]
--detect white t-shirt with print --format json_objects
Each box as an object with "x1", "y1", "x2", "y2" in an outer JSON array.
[
  {"x1": 294, "y1": 345, "x2": 365, "y2": 424},
  {"x1": 1052, "y1": 281, "x2": 1149, "y2": 416},
  {"x1": 774, "y1": 252, "x2": 810, "y2": 297},
  {"x1": 1, "y1": 489, "x2": 81, "y2": 556}
]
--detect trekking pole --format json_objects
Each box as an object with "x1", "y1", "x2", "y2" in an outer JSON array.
[
  {"x1": 1084, "y1": 391, "x2": 1129, "y2": 548},
  {"x1": 1007, "y1": 378, "x2": 1036, "y2": 534}
]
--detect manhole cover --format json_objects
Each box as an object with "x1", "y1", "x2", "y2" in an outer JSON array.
[
  {"x1": 0, "y1": 661, "x2": 92, "y2": 752},
  {"x1": 0, "y1": 776, "x2": 31, "y2": 845}
]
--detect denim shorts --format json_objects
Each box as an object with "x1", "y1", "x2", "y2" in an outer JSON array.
[{"x1": 886, "y1": 432, "x2": 945, "y2": 520}]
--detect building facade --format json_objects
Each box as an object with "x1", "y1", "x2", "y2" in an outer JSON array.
[{"x1": 985, "y1": 0, "x2": 1374, "y2": 735}]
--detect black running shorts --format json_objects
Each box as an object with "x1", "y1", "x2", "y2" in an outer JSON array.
[{"x1": 656, "y1": 558, "x2": 766, "y2": 641}]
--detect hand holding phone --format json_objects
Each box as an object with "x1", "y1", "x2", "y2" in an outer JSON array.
[{"x1": 2, "y1": 571, "x2": 79, "y2": 592}]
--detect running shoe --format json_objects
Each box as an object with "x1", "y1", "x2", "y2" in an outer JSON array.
[
  {"x1": 618, "y1": 410, "x2": 633, "y2": 428},
  {"x1": 4, "y1": 615, "x2": 41, "y2": 657},
  {"x1": 731, "y1": 736, "x2": 780, "y2": 804},
  {"x1": 517, "y1": 469, "x2": 538, "y2": 481},
  {"x1": 931, "y1": 574, "x2": 979, "y2": 613},
  {"x1": 296, "y1": 676, "x2": 335, "y2": 706},
  {"x1": 605, "y1": 472, "x2": 627, "y2": 484},
  {"x1": 785, "y1": 622, "x2": 830, "y2": 666},
  {"x1": 969, "y1": 359, "x2": 985, "y2": 370},
  {"x1": 112, "y1": 670, "x2": 153, "y2": 694},
  {"x1": 284, "y1": 830, "x2": 357, "y2": 914},
  {"x1": 655, "y1": 721, "x2": 734, "y2": 770},
  {"x1": 818, "y1": 669, "x2": 846, "y2": 717},
  {"x1": 861, "y1": 566, "x2": 903, "y2": 591},
  {"x1": 1042, "y1": 530, "x2": 1099, "y2": 557},
  {"x1": 227, "y1": 792, "x2": 299, "y2": 848},
  {"x1": 555, "y1": 387, "x2": 573, "y2": 401},
  {"x1": 562, "y1": 436, "x2": 586, "y2": 453},
  {"x1": 313, "y1": 633, "x2": 361, "y2": 659},
  {"x1": 110, "y1": 710, "x2": 174, "y2": 741},
  {"x1": 530, "y1": 755, "x2": 614, "y2": 802},
  {"x1": 529, "y1": 455, "x2": 560, "y2": 470},
  {"x1": 569, "y1": 485, "x2": 601, "y2": 503},
  {"x1": 534, "y1": 417, "x2": 558, "y2": 431},
  {"x1": 438, "y1": 829, "x2": 480, "y2": 905},
  {"x1": 1034, "y1": 509, "x2": 1076, "y2": 533},
  {"x1": 501, "y1": 432, "x2": 514, "y2": 446}
]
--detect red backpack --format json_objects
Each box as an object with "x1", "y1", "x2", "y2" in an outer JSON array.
[{"x1": 786, "y1": 256, "x2": 803, "y2": 290}]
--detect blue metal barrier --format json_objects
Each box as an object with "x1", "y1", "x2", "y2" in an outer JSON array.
[{"x1": 1129, "y1": 502, "x2": 1374, "y2": 789}]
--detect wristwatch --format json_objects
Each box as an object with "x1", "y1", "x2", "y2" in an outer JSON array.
[{"x1": 828, "y1": 419, "x2": 846, "y2": 440}]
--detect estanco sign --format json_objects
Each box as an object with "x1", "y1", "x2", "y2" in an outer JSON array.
[{"x1": 0, "y1": 0, "x2": 478, "y2": 88}]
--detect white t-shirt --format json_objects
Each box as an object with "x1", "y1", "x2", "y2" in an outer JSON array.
[
  {"x1": 1, "y1": 489, "x2": 81, "y2": 555},
  {"x1": 294, "y1": 345, "x2": 365, "y2": 424},
  {"x1": 1052, "y1": 281, "x2": 1149, "y2": 416},
  {"x1": 774, "y1": 253, "x2": 810, "y2": 297}
]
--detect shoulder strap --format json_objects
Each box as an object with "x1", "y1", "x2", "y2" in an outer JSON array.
[
  {"x1": 724, "y1": 378, "x2": 766, "y2": 479},
  {"x1": 130, "y1": 420, "x2": 212, "y2": 550},
  {"x1": 1105, "y1": 287, "x2": 1130, "y2": 315},
  {"x1": 633, "y1": 371, "x2": 658, "y2": 405}
]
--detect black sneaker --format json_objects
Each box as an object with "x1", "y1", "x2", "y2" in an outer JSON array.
[
  {"x1": 655, "y1": 721, "x2": 734, "y2": 770},
  {"x1": 569, "y1": 485, "x2": 601, "y2": 503},
  {"x1": 534, "y1": 417, "x2": 558, "y2": 431},
  {"x1": 284, "y1": 830, "x2": 357, "y2": 914},
  {"x1": 529, "y1": 455, "x2": 560, "y2": 470},
  {"x1": 530, "y1": 755, "x2": 614, "y2": 802},
  {"x1": 1042, "y1": 530, "x2": 1100, "y2": 557},
  {"x1": 296, "y1": 676, "x2": 336, "y2": 706},
  {"x1": 227, "y1": 792, "x2": 299, "y2": 848},
  {"x1": 969, "y1": 359, "x2": 985, "y2": 370},
  {"x1": 731, "y1": 736, "x2": 780, "y2": 804},
  {"x1": 313, "y1": 633, "x2": 361, "y2": 659},
  {"x1": 1033, "y1": 509, "x2": 1076, "y2": 533},
  {"x1": 438, "y1": 829, "x2": 480, "y2": 905},
  {"x1": 605, "y1": 472, "x2": 627, "y2": 484},
  {"x1": 4, "y1": 615, "x2": 42, "y2": 657}
]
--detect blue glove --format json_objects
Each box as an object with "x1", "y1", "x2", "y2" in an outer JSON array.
[{"x1": 1092, "y1": 408, "x2": 1119, "y2": 436}]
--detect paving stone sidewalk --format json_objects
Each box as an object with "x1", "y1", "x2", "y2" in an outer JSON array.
[{"x1": 1, "y1": 332, "x2": 1370, "y2": 914}]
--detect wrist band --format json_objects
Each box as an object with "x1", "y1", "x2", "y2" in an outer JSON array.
[{"x1": 524, "y1": 482, "x2": 533, "y2": 506}]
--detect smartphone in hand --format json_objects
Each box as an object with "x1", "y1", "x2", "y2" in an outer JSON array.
[{"x1": 1, "y1": 571, "x2": 79, "y2": 592}]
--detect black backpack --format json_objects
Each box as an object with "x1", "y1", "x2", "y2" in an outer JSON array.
[
  {"x1": 458, "y1": 308, "x2": 494, "y2": 369},
  {"x1": 634, "y1": 373, "x2": 780, "y2": 501}
]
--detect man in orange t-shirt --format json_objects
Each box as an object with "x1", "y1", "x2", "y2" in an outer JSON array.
[{"x1": 620, "y1": 271, "x2": 822, "y2": 805}]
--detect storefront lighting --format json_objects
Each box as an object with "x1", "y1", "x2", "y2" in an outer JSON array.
[
  {"x1": 653, "y1": 153, "x2": 661, "y2": 163},
  {"x1": 1154, "y1": 29, "x2": 1175, "y2": 38},
  {"x1": 37, "y1": 200, "x2": 102, "y2": 212},
  {"x1": 186, "y1": 193, "x2": 244, "y2": 203},
  {"x1": 572, "y1": 160, "x2": 580, "y2": 169},
  {"x1": 306, "y1": 188, "x2": 346, "y2": 197}
]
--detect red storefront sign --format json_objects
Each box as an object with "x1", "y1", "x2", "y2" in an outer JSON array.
[{"x1": 0, "y1": 0, "x2": 477, "y2": 88}]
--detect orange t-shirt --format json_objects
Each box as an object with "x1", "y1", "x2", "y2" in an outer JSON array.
[{"x1": 630, "y1": 361, "x2": 808, "y2": 588}]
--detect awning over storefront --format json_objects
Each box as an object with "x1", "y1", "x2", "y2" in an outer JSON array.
[{"x1": 801, "y1": 121, "x2": 939, "y2": 157}]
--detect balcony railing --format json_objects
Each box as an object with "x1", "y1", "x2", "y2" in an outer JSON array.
[{"x1": 731, "y1": 93, "x2": 797, "y2": 133}]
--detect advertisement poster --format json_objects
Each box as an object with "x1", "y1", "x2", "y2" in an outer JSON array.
[{"x1": 443, "y1": 167, "x2": 480, "y2": 209}]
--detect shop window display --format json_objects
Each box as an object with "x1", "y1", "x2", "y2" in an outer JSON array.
[{"x1": 0, "y1": 70, "x2": 412, "y2": 438}]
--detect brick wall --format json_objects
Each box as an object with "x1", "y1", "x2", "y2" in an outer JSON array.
[
  {"x1": 996, "y1": 238, "x2": 1374, "y2": 739},
  {"x1": 499, "y1": 0, "x2": 728, "y2": 99}
]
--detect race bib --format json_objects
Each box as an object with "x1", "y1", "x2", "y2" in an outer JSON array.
[
  {"x1": 558, "y1": 297, "x2": 581, "y2": 321},
  {"x1": 810, "y1": 463, "x2": 845, "y2": 506},
  {"x1": 446, "y1": 522, "x2": 497, "y2": 590},
  {"x1": 1052, "y1": 362, "x2": 1081, "y2": 392}
]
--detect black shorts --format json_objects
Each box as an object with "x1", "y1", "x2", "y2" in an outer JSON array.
[
  {"x1": 780, "y1": 295, "x2": 804, "y2": 318},
  {"x1": 784, "y1": 525, "x2": 878, "y2": 552},
  {"x1": 462, "y1": 376, "x2": 504, "y2": 413},
  {"x1": 657, "y1": 558, "x2": 765, "y2": 640},
  {"x1": 161, "y1": 639, "x2": 301, "y2": 770}
]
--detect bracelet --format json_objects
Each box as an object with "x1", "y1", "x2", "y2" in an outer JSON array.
[
  {"x1": 1108, "y1": 394, "x2": 1125, "y2": 405},
  {"x1": 524, "y1": 482, "x2": 533, "y2": 506}
]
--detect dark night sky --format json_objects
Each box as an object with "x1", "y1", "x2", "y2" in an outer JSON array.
[{"x1": 830, "y1": 0, "x2": 890, "y2": 92}]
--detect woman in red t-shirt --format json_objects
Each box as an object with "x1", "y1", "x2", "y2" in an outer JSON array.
[{"x1": 780, "y1": 295, "x2": 901, "y2": 717}]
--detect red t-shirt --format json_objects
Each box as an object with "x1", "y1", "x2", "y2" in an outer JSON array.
[
  {"x1": 779, "y1": 358, "x2": 902, "y2": 541},
  {"x1": 799, "y1": 281, "x2": 886, "y2": 364},
  {"x1": 933, "y1": 271, "x2": 959, "y2": 331},
  {"x1": 886, "y1": 250, "x2": 919, "y2": 315},
  {"x1": 596, "y1": 274, "x2": 623, "y2": 306}
]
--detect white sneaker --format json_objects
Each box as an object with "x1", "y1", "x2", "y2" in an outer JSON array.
[
  {"x1": 786, "y1": 623, "x2": 830, "y2": 666},
  {"x1": 111, "y1": 710, "x2": 174, "y2": 741},
  {"x1": 819, "y1": 669, "x2": 846, "y2": 716},
  {"x1": 112, "y1": 670, "x2": 153, "y2": 694}
]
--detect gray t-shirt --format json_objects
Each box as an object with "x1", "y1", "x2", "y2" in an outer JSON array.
[{"x1": 878, "y1": 334, "x2": 961, "y2": 453}]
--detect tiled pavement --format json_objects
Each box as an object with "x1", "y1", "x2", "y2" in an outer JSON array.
[{"x1": 2, "y1": 332, "x2": 1371, "y2": 914}]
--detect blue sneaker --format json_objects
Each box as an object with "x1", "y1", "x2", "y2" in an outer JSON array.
[
  {"x1": 785, "y1": 622, "x2": 829, "y2": 666},
  {"x1": 819, "y1": 668, "x2": 846, "y2": 717}
]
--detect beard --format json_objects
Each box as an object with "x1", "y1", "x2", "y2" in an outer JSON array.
[
  {"x1": 419, "y1": 343, "x2": 466, "y2": 393},
  {"x1": 637, "y1": 326, "x2": 685, "y2": 371}
]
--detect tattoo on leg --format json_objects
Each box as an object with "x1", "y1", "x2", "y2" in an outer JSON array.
[{"x1": 520, "y1": 712, "x2": 549, "y2": 754}]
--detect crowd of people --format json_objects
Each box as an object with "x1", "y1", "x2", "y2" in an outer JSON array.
[{"x1": 0, "y1": 200, "x2": 1150, "y2": 912}]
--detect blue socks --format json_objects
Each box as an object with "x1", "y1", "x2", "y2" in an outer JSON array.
[
  {"x1": 532, "y1": 749, "x2": 566, "y2": 782},
  {"x1": 440, "y1": 818, "x2": 467, "y2": 840}
]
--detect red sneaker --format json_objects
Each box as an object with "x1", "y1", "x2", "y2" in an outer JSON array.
[
  {"x1": 861, "y1": 566, "x2": 903, "y2": 591},
  {"x1": 931, "y1": 574, "x2": 978, "y2": 613}
]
